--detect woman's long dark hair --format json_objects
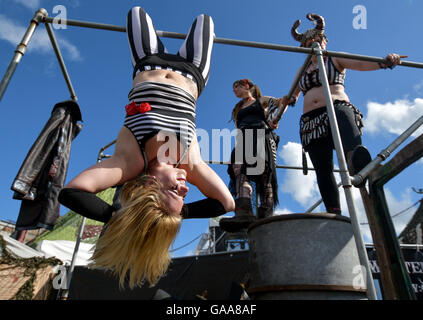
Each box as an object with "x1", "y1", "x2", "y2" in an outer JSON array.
[{"x1": 231, "y1": 79, "x2": 263, "y2": 126}]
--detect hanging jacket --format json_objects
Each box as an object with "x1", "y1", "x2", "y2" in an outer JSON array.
[{"x1": 11, "y1": 100, "x2": 83, "y2": 231}]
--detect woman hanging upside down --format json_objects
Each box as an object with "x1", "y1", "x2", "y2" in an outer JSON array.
[{"x1": 58, "y1": 6, "x2": 234, "y2": 289}]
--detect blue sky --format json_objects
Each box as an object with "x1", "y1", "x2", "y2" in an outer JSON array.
[{"x1": 1, "y1": 0, "x2": 423, "y2": 256}]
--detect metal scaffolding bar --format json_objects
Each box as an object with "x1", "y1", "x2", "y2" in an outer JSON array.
[
  {"x1": 274, "y1": 54, "x2": 312, "y2": 122},
  {"x1": 3, "y1": 12, "x2": 423, "y2": 104},
  {"x1": 44, "y1": 22, "x2": 78, "y2": 101},
  {"x1": 206, "y1": 159, "x2": 344, "y2": 173},
  {"x1": 0, "y1": 9, "x2": 47, "y2": 102},
  {"x1": 2, "y1": 9, "x2": 422, "y2": 300},
  {"x1": 61, "y1": 215, "x2": 86, "y2": 299},
  {"x1": 97, "y1": 139, "x2": 116, "y2": 162},
  {"x1": 61, "y1": 139, "x2": 114, "y2": 298},
  {"x1": 351, "y1": 114, "x2": 423, "y2": 187},
  {"x1": 41, "y1": 16, "x2": 423, "y2": 68},
  {"x1": 313, "y1": 42, "x2": 377, "y2": 300}
]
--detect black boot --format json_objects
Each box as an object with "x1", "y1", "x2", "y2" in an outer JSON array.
[
  {"x1": 326, "y1": 207, "x2": 342, "y2": 215},
  {"x1": 219, "y1": 198, "x2": 256, "y2": 232},
  {"x1": 348, "y1": 145, "x2": 372, "y2": 187},
  {"x1": 257, "y1": 207, "x2": 273, "y2": 219}
]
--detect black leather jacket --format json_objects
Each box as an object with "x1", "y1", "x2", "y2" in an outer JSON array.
[{"x1": 11, "y1": 100, "x2": 83, "y2": 231}]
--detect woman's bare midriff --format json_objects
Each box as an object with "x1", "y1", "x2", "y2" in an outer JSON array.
[
  {"x1": 133, "y1": 69, "x2": 198, "y2": 99},
  {"x1": 302, "y1": 84, "x2": 350, "y2": 114}
]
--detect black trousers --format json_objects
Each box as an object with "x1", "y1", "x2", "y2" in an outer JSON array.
[{"x1": 303, "y1": 101, "x2": 362, "y2": 213}]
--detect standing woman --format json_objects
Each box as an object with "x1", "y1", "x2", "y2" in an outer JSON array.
[
  {"x1": 219, "y1": 79, "x2": 283, "y2": 232},
  {"x1": 58, "y1": 7, "x2": 234, "y2": 289},
  {"x1": 277, "y1": 13, "x2": 404, "y2": 214}
]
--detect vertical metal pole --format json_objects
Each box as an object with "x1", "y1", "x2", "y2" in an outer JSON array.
[
  {"x1": 313, "y1": 42, "x2": 377, "y2": 300},
  {"x1": 274, "y1": 54, "x2": 312, "y2": 122},
  {"x1": 44, "y1": 22, "x2": 78, "y2": 101},
  {"x1": 62, "y1": 149, "x2": 107, "y2": 299},
  {"x1": 211, "y1": 226, "x2": 216, "y2": 254},
  {"x1": 61, "y1": 216, "x2": 86, "y2": 299},
  {"x1": 0, "y1": 8, "x2": 48, "y2": 103}
]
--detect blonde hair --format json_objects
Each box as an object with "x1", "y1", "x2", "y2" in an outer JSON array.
[{"x1": 90, "y1": 175, "x2": 182, "y2": 289}]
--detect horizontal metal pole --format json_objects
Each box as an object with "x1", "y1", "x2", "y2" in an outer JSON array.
[
  {"x1": 326, "y1": 50, "x2": 423, "y2": 69},
  {"x1": 205, "y1": 160, "x2": 344, "y2": 173},
  {"x1": 98, "y1": 142, "x2": 348, "y2": 173},
  {"x1": 42, "y1": 17, "x2": 423, "y2": 69},
  {"x1": 96, "y1": 154, "x2": 347, "y2": 174},
  {"x1": 351, "y1": 114, "x2": 423, "y2": 186},
  {"x1": 43, "y1": 16, "x2": 126, "y2": 32}
]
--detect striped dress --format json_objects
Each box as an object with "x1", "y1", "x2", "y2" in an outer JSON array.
[
  {"x1": 127, "y1": 6, "x2": 214, "y2": 96},
  {"x1": 123, "y1": 6, "x2": 215, "y2": 154},
  {"x1": 124, "y1": 81, "x2": 196, "y2": 150}
]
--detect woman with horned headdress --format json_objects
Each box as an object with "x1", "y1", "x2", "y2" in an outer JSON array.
[{"x1": 272, "y1": 13, "x2": 405, "y2": 215}]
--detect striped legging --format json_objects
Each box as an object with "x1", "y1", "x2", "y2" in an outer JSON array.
[{"x1": 126, "y1": 6, "x2": 214, "y2": 86}]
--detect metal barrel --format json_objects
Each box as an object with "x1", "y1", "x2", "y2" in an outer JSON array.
[{"x1": 247, "y1": 213, "x2": 368, "y2": 300}]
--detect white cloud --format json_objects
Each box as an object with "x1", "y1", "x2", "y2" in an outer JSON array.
[
  {"x1": 337, "y1": 182, "x2": 416, "y2": 243},
  {"x1": 13, "y1": 0, "x2": 41, "y2": 10},
  {"x1": 58, "y1": 38, "x2": 82, "y2": 61},
  {"x1": 274, "y1": 207, "x2": 293, "y2": 215},
  {"x1": 383, "y1": 188, "x2": 416, "y2": 235},
  {"x1": 364, "y1": 98, "x2": 423, "y2": 137},
  {"x1": 413, "y1": 80, "x2": 423, "y2": 94},
  {"x1": 0, "y1": 14, "x2": 81, "y2": 61},
  {"x1": 278, "y1": 142, "x2": 321, "y2": 208}
]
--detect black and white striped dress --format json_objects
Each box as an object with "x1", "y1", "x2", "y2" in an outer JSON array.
[
  {"x1": 127, "y1": 6, "x2": 214, "y2": 96},
  {"x1": 124, "y1": 81, "x2": 196, "y2": 150},
  {"x1": 123, "y1": 6, "x2": 214, "y2": 153}
]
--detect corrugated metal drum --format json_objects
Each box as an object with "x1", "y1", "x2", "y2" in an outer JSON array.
[{"x1": 247, "y1": 213, "x2": 368, "y2": 300}]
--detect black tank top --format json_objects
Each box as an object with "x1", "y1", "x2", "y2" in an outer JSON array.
[{"x1": 236, "y1": 100, "x2": 266, "y2": 129}]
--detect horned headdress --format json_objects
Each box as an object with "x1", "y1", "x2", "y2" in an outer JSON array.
[{"x1": 291, "y1": 13, "x2": 328, "y2": 47}]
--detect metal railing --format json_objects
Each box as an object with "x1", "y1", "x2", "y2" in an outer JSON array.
[{"x1": 2, "y1": 8, "x2": 423, "y2": 300}]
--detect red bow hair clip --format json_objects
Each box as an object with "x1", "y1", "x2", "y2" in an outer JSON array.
[
  {"x1": 242, "y1": 79, "x2": 250, "y2": 89},
  {"x1": 125, "y1": 101, "x2": 152, "y2": 116}
]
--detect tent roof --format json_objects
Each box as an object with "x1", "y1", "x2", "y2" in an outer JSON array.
[{"x1": 1, "y1": 232, "x2": 45, "y2": 259}]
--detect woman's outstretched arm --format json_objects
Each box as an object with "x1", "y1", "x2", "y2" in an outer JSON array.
[
  {"x1": 334, "y1": 53, "x2": 406, "y2": 71},
  {"x1": 180, "y1": 136, "x2": 235, "y2": 213}
]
